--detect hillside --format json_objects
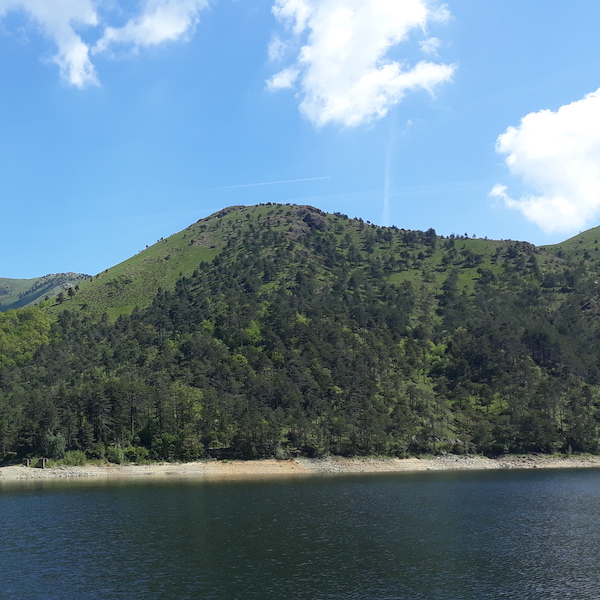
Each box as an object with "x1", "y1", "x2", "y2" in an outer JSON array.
[
  {"x1": 47, "y1": 205, "x2": 256, "y2": 318},
  {"x1": 2, "y1": 203, "x2": 600, "y2": 462},
  {"x1": 0, "y1": 272, "x2": 89, "y2": 312},
  {"x1": 542, "y1": 226, "x2": 600, "y2": 263},
  {"x1": 49, "y1": 203, "x2": 574, "y2": 319}
]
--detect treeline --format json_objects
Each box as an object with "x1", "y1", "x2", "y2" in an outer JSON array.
[{"x1": 2, "y1": 211, "x2": 600, "y2": 461}]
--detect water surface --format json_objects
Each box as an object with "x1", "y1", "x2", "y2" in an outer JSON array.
[{"x1": 2, "y1": 469, "x2": 600, "y2": 599}]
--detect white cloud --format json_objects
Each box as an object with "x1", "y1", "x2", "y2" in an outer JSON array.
[
  {"x1": 0, "y1": 0, "x2": 210, "y2": 86},
  {"x1": 0, "y1": 0, "x2": 99, "y2": 87},
  {"x1": 419, "y1": 36, "x2": 440, "y2": 56},
  {"x1": 267, "y1": 0, "x2": 456, "y2": 127},
  {"x1": 266, "y1": 65, "x2": 299, "y2": 90},
  {"x1": 95, "y1": 0, "x2": 209, "y2": 53},
  {"x1": 492, "y1": 89, "x2": 600, "y2": 234},
  {"x1": 273, "y1": 0, "x2": 312, "y2": 35},
  {"x1": 268, "y1": 35, "x2": 286, "y2": 62}
]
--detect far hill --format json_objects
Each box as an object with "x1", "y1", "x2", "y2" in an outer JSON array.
[{"x1": 0, "y1": 272, "x2": 89, "y2": 312}]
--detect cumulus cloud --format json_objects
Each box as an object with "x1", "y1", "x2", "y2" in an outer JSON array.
[
  {"x1": 0, "y1": 0, "x2": 99, "y2": 87},
  {"x1": 0, "y1": 0, "x2": 210, "y2": 86},
  {"x1": 492, "y1": 89, "x2": 600, "y2": 234},
  {"x1": 267, "y1": 0, "x2": 456, "y2": 127},
  {"x1": 95, "y1": 0, "x2": 209, "y2": 53}
]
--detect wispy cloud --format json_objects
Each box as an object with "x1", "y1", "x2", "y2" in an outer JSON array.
[
  {"x1": 268, "y1": 35, "x2": 286, "y2": 62},
  {"x1": 0, "y1": 0, "x2": 99, "y2": 87},
  {"x1": 267, "y1": 0, "x2": 456, "y2": 127},
  {"x1": 383, "y1": 111, "x2": 398, "y2": 226},
  {"x1": 0, "y1": 0, "x2": 210, "y2": 86},
  {"x1": 95, "y1": 0, "x2": 209, "y2": 54},
  {"x1": 492, "y1": 88, "x2": 600, "y2": 234},
  {"x1": 419, "y1": 36, "x2": 441, "y2": 56},
  {"x1": 266, "y1": 66, "x2": 299, "y2": 90}
]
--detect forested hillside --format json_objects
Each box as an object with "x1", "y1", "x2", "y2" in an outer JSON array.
[{"x1": 2, "y1": 204, "x2": 600, "y2": 461}]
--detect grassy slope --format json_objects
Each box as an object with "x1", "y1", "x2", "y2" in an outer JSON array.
[
  {"x1": 542, "y1": 226, "x2": 600, "y2": 263},
  {"x1": 49, "y1": 205, "x2": 277, "y2": 318},
  {"x1": 0, "y1": 273, "x2": 89, "y2": 312}
]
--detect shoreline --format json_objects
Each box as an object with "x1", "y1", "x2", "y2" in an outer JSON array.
[{"x1": 3, "y1": 454, "x2": 600, "y2": 482}]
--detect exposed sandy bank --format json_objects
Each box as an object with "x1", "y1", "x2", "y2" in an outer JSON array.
[
  {"x1": 0, "y1": 459, "x2": 310, "y2": 482},
  {"x1": 3, "y1": 454, "x2": 600, "y2": 482}
]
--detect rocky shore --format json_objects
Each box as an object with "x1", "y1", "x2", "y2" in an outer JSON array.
[
  {"x1": 2, "y1": 454, "x2": 600, "y2": 482},
  {"x1": 294, "y1": 454, "x2": 600, "y2": 473}
]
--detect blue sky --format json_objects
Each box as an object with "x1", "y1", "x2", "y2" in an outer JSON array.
[{"x1": 2, "y1": 0, "x2": 600, "y2": 278}]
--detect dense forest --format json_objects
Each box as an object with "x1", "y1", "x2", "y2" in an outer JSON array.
[{"x1": 2, "y1": 204, "x2": 600, "y2": 462}]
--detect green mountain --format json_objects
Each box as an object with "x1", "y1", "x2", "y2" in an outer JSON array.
[
  {"x1": 2, "y1": 203, "x2": 600, "y2": 462},
  {"x1": 50, "y1": 204, "x2": 567, "y2": 318},
  {"x1": 0, "y1": 272, "x2": 89, "y2": 312}
]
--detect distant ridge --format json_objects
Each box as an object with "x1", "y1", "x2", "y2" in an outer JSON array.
[{"x1": 0, "y1": 272, "x2": 89, "y2": 312}]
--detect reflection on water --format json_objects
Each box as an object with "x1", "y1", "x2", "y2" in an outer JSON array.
[{"x1": 2, "y1": 469, "x2": 600, "y2": 599}]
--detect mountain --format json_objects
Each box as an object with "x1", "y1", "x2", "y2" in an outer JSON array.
[
  {"x1": 49, "y1": 203, "x2": 566, "y2": 318},
  {"x1": 2, "y1": 203, "x2": 600, "y2": 462},
  {"x1": 0, "y1": 272, "x2": 89, "y2": 312}
]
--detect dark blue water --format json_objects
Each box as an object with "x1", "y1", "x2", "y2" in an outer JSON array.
[{"x1": 2, "y1": 469, "x2": 600, "y2": 599}]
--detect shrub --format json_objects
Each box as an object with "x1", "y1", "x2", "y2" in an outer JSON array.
[
  {"x1": 61, "y1": 450, "x2": 87, "y2": 466},
  {"x1": 124, "y1": 446, "x2": 149, "y2": 463},
  {"x1": 106, "y1": 446, "x2": 125, "y2": 464},
  {"x1": 85, "y1": 443, "x2": 106, "y2": 460},
  {"x1": 151, "y1": 433, "x2": 179, "y2": 461},
  {"x1": 42, "y1": 432, "x2": 67, "y2": 459},
  {"x1": 274, "y1": 445, "x2": 289, "y2": 460}
]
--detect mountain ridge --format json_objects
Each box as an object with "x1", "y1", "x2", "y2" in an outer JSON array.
[
  {"x1": 5, "y1": 204, "x2": 598, "y2": 318},
  {"x1": 0, "y1": 272, "x2": 89, "y2": 312},
  {"x1": 43, "y1": 203, "x2": 598, "y2": 319}
]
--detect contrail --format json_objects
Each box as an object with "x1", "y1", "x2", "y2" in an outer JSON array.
[
  {"x1": 199, "y1": 176, "x2": 331, "y2": 192},
  {"x1": 383, "y1": 147, "x2": 392, "y2": 226},
  {"x1": 383, "y1": 113, "x2": 397, "y2": 226}
]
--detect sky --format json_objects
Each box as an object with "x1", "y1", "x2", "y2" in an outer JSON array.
[{"x1": 2, "y1": 0, "x2": 600, "y2": 278}]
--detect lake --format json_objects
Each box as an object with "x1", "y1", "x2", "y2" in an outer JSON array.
[{"x1": 2, "y1": 468, "x2": 600, "y2": 599}]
